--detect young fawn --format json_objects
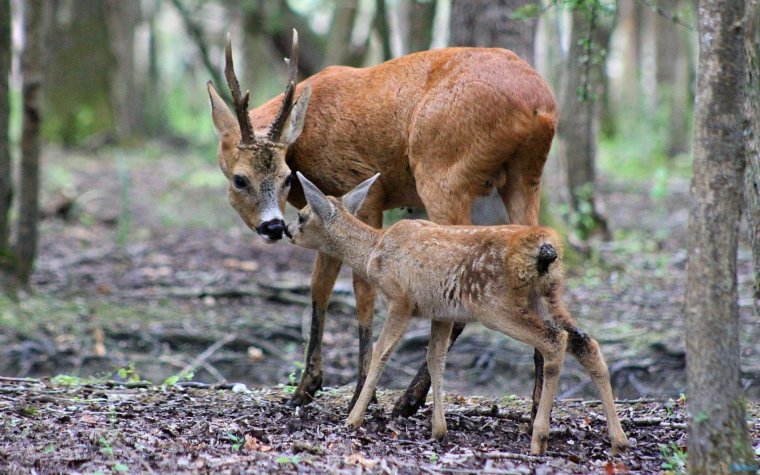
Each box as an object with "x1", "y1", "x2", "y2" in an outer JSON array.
[{"x1": 286, "y1": 172, "x2": 629, "y2": 455}]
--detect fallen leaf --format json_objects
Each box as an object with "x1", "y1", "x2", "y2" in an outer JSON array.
[
  {"x1": 244, "y1": 434, "x2": 272, "y2": 452},
  {"x1": 345, "y1": 452, "x2": 378, "y2": 469}
]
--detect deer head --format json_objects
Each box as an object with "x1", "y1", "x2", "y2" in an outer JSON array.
[
  {"x1": 287, "y1": 172, "x2": 380, "y2": 250},
  {"x1": 207, "y1": 30, "x2": 312, "y2": 242}
]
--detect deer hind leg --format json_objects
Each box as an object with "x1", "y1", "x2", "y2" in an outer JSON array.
[
  {"x1": 550, "y1": 303, "x2": 629, "y2": 454},
  {"x1": 480, "y1": 312, "x2": 567, "y2": 455},
  {"x1": 499, "y1": 146, "x2": 550, "y2": 429},
  {"x1": 346, "y1": 300, "x2": 411, "y2": 428},
  {"x1": 428, "y1": 320, "x2": 453, "y2": 440},
  {"x1": 348, "y1": 208, "x2": 383, "y2": 411},
  {"x1": 291, "y1": 252, "x2": 342, "y2": 406},
  {"x1": 392, "y1": 184, "x2": 471, "y2": 417}
]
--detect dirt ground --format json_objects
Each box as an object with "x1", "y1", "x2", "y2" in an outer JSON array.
[{"x1": 0, "y1": 144, "x2": 759, "y2": 473}]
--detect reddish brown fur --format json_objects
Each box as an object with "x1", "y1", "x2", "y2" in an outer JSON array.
[{"x1": 209, "y1": 43, "x2": 557, "y2": 410}]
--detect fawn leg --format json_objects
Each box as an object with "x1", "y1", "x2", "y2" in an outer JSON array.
[
  {"x1": 290, "y1": 252, "x2": 341, "y2": 406},
  {"x1": 428, "y1": 320, "x2": 453, "y2": 440},
  {"x1": 392, "y1": 322, "x2": 466, "y2": 417},
  {"x1": 348, "y1": 209, "x2": 383, "y2": 411},
  {"x1": 346, "y1": 300, "x2": 411, "y2": 427}
]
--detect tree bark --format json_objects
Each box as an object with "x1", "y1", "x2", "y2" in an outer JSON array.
[
  {"x1": 450, "y1": 0, "x2": 538, "y2": 64},
  {"x1": 0, "y1": 0, "x2": 12, "y2": 263},
  {"x1": 325, "y1": 0, "x2": 359, "y2": 66},
  {"x1": 407, "y1": 0, "x2": 437, "y2": 53},
  {"x1": 685, "y1": 0, "x2": 755, "y2": 471},
  {"x1": 106, "y1": 0, "x2": 141, "y2": 140},
  {"x1": 745, "y1": 0, "x2": 760, "y2": 302},
  {"x1": 555, "y1": 4, "x2": 612, "y2": 240},
  {"x1": 374, "y1": 0, "x2": 393, "y2": 61},
  {"x1": 16, "y1": 0, "x2": 50, "y2": 288}
]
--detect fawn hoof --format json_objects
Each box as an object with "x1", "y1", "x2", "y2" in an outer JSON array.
[
  {"x1": 611, "y1": 437, "x2": 629, "y2": 455},
  {"x1": 530, "y1": 431, "x2": 549, "y2": 455},
  {"x1": 431, "y1": 427, "x2": 448, "y2": 441},
  {"x1": 344, "y1": 416, "x2": 363, "y2": 429}
]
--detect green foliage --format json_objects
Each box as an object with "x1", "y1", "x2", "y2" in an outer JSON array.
[
  {"x1": 225, "y1": 433, "x2": 244, "y2": 451},
  {"x1": 276, "y1": 455, "x2": 301, "y2": 465},
  {"x1": 162, "y1": 369, "x2": 195, "y2": 386},
  {"x1": 659, "y1": 442, "x2": 687, "y2": 475},
  {"x1": 556, "y1": 183, "x2": 601, "y2": 240}
]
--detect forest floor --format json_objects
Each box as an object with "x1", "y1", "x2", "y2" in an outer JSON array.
[{"x1": 0, "y1": 143, "x2": 759, "y2": 473}]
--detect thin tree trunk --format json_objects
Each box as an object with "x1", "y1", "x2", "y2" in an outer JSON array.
[
  {"x1": 745, "y1": 0, "x2": 760, "y2": 303},
  {"x1": 106, "y1": 0, "x2": 141, "y2": 140},
  {"x1": 0, "y1": 0, "x2": 12, "y2": 262},
  {"x1": 685, "y1": 0, "x2": 755, "y2": 471},
  {"x1": 16, "y1": 0, "x2": 50, "y2": 288},
  {"x1": 556, "y1": 4, "x2": 612, "y2": 240},
  {"x1": 374, "y1": 0, "x2": 393, "y2": 61}
]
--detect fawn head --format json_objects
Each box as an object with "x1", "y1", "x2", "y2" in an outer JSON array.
[
  {"x1": 208, "y1": 30, "x2": 312, "y2": 242},
  {"x1": 287, "y1": 172, "x2": 380, "y2": 250}
]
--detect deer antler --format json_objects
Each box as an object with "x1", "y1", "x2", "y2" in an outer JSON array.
[
  {"x1": 268, "y1": 29, "x2": 299, "y2": 142},
  {"x1": 224, "y1": 33, "x2": 255, "y2": 146}
]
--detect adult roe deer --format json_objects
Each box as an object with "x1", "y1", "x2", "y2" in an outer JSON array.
[
  {"x1": 207, "y1": 30, "x2": 558, "y2": 420},
  {"x1": 286, "y1": 173, "x2": 629, "y2": 455}
]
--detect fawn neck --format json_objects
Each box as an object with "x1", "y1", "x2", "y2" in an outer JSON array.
[{"x1": 324, "y1": 211, "x2": 382, "y2": 279}]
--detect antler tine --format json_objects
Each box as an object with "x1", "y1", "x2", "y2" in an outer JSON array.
[
  {"x1": 224, "y1": 33, "x2": 255, "y2": 145},
  {"x1": 268, "y1": 29, "x2": 300, "y2": 142}
]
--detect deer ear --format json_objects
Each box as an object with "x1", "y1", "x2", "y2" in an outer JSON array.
[
  {"x1": 207, "y1": 81, "x2": 240, "y2": 139},
  {"x1": 282, "y1": 84, "x2": 312, "y2": 145},
  {"x1": 297, "y1": 171, "x2": 334, "y2": 221},
  {"x1": 343, "y1": 173, "x2": 380, "y2": 216}
]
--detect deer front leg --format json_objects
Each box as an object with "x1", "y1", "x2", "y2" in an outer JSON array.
[
  {"x1": 346, "y1": 300, "x2": 411, "y2": 428},
  {"x1": 428, "y1": 320, "x2": 453, "y2": 440},
  {"x1": 290, "y1": 252, "x2": 342, "y2": 406}
]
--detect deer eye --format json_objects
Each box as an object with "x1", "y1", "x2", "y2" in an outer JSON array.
[
  {"x1": 283, "y1": 174, "x2": 293, "y2": 189},
  {"x1": 298, "y1": 214, "x2": 306, "y2": 224},
  {"x1": 233, "y1": 175, "x2": 248, "y2": 190}
]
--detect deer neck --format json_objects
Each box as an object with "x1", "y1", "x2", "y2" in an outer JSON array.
[{"x1": 324, "y1": 213, "x2": 381, "y2": 279}]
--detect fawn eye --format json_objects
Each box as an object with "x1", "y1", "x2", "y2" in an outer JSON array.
[
  {"x1": 283, "y1": 174, "x2": 293, "y2": 189},
  {"x1": 233, "y1": 175, "x2": 248, "y2": 190},
  {"x1": 298, "y1": 214, "x2": 306, "y2": 224}
]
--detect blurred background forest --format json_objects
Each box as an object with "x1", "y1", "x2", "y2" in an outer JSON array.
[{"x1": 0, "y1": 0, "x2": 757, "y2": 402}]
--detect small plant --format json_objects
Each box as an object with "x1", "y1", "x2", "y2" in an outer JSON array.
[
  {"x1": 276, "y1": 455, "x2": 301, "y2": 466},
  {"x1": 277, "y1": 362, "x2": 304, "y2": 394},
  {"x1": 659, "y1": 442, "x2": 687, "y2": 475},
  {"x1": 113, "y1": 463, "x2": 129, "y2": 473},
  {"x1": 99, "y1": 437, "x2": 114, "y2": 456},
  {"x1": 162, "y1": 369, "x2": 195, "y2": 386},
  {"x1": 116, "y1": 363, "x2": 142, "y2": 383},
  {"x1": 225, "y1": 433, "x2": 243, "y2": 451}
]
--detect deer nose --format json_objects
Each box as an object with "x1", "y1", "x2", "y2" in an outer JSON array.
[{"x1": 257, "y1": 219, "x2": 286, "y2": 240}]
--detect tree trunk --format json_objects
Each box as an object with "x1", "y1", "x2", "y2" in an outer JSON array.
[
  {"x1": 374, "y1": 0, "x2": 393, "y2": 61},
  {"x1": 556, "y1": 4, "x2": 612, "y2": 240},
  {"x1": 16, "y1": 0, "x2": 50, "y2": 288},
  {"x1": 407, "y1": 0, "x2": 437, "y2": 53},
  {"x1": 0, "y1": 0, "x2": 12, "y2": 260},
  {"x1": 745, "y1": 0, "x2": 760, "y2": 303},
  {"x1": 450, "y1": 0, "x2": 537, "y2": 64},
  {"x1": 685, "y1": 0, "x2": 755, "y2": 471},
  {"x1": 325, "y1": 0, "x2": 359, "y2": 66},
  {"x1": 655, "y1": 0, "x2": 691, "y2": 156},
  {"x1": 106, "y1": 0, "x2": 141, "y2": 140}
]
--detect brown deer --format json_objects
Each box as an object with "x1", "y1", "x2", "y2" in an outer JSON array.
[
  {"x1": 286, "y1": 172, "x2": 629, "y2": 455},
  {"x1": 207, "y1": 30, "x2": 558, "y2": 420}
]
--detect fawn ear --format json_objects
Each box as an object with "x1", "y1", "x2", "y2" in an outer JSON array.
[
  {"x1": 343, "y1": 174, "x2": 380, "y2": 216},
  {"x1": 297, "y1": 172, "x2": 334, "y2": 221}
]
